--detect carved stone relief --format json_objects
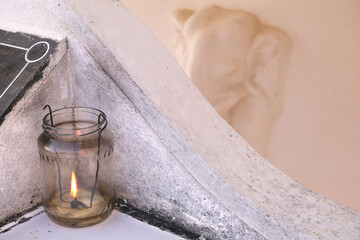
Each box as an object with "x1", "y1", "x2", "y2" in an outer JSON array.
[{"x1": 173, "y1": 5, "x2": 291, "y2": 155}]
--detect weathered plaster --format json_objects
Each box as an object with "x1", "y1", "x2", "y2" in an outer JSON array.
[
  {"x1": 120, "y1": 0, "x2": 360, "y2": 212},
  {"x1": 0, "y1": 1, "x2": 359, "y2": 239},
  {"x1": 57, "y1": 0, "x2": 359, "y2": 239},
  {"x1": 0, "y1": 35, "x2": 68, "y2": 221}
]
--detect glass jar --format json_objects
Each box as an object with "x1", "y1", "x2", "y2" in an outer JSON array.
[{"x1": 38, "y1": 106, "x2": 115, "y2": 227}]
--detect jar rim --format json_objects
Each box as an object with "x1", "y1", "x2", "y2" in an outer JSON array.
[{"x1": 42, "y1": 106, "x2": 107, "y2": 136}]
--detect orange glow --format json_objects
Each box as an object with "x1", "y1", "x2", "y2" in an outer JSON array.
[{"x1": 70, "y1": 171, "x2": 77, "y2": 199}]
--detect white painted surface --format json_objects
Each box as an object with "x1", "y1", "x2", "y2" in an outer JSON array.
[
  {"x1": 120, "y1": 0, "x2": 360, "y2": 212},
  {"x1": 43, "y1": 0, "x2": 360, "y2": 239},
  {"x1": 0, "y1": 209, "x2": 185, "y2": 240},
  {"x1": 0, "y1": 1, "x2": 359, "y2": 239},
  {"x1": 0, "y1": 2, "x2": 262, "y2": 238}
]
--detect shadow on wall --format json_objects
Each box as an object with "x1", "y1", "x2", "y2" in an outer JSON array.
[{"x1": 172, "y1": 5, "x2": 291, "y2": 156}]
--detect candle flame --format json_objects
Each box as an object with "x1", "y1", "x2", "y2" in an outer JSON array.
[{"x1": 70, "y1": 171, "x2": 77, "y2": 199}]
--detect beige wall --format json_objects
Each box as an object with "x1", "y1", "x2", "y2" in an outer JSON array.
[{"x1": 120, "y1": 0, "x2": 360, "y2": 212}]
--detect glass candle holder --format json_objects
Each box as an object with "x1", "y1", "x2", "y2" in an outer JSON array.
[{"x1": 38, "y1": 106, "x2": 115, "y2": 227}]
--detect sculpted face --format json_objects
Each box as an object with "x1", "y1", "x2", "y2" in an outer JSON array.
[{"x1": 172, "y1": 6, "x2": 291, "y2": 155}]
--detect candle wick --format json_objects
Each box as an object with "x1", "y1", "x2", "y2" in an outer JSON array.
[
  {"x1": 71, "y1": 198, "x2": 88, "y2": 209},
  {"x1": 71, "y1": 198, "x2": 79, "y2": 209}
]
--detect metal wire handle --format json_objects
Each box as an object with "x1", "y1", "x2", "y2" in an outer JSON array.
[{"x1": 43, "y1": 104, "x2": 54, "y2": 127}]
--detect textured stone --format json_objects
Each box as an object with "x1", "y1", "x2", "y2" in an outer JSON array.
[
  {"x1": 0, "y1": 35, "x2": 68, "y2": 223},
  {"x1": 0, "y1": 29, "x2": 59, "y2": 123},
  {"x1": 0, "y1": 1, "x2": 359, "y2": 239}
]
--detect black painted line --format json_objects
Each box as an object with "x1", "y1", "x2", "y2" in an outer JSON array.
[{"x1": 115, "y1": 198, "x2": 201, "y2": 240}]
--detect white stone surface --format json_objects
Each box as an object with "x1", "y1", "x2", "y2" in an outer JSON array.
[
  {"x1": 120, "y1": 0, "x2": 360, "y2": 212},
  {"x1": 0, "y1": 24, "x2": 69, "y2": 222},
  {"x1": 0, "y1": 209, "x2": 185, "y2": 240},
  {"x1": 0, "y1": 1, "x2": 359, "y2": 240},
  {"x1": 59, "y1": 1, "x2": 359, "y2": 239},
  {"x1": 0, "y1": 1, "x2": 262, "y2": 239}
]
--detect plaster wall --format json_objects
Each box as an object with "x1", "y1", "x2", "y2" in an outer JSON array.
[
  {"x1": 0, "y1": 0, "x2": 359, "y2": 239},
  {"x1": 120, "y1": 0, "x2": 360, "y2": 212},
  {"x1": 0, "y1": 1, "x2": 264, "y2": 239},
  {"x1": 0, "y1": 35, "x2": 68, "y2": 220},
  {"x1": 61, "y1": 1, "x2": 360, "y2": 239}
]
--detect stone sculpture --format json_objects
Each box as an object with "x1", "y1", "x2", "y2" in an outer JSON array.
[{"x1": 172, "y1": 5, "x2": 291, "y2": 155}]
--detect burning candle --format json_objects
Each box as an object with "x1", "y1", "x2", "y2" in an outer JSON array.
[
  {"x1": 38, "y1": 106, "x2": 115, "y2": 227},
  {"x1": 71, "y1": 171, "x2": 77, "y2": 199},
  {"x1": 70, "y1": 171, "x2": 87, "y2": 209},
  {"x1": 69, "y1": 171, "x2": 88, "y2": 209}
]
